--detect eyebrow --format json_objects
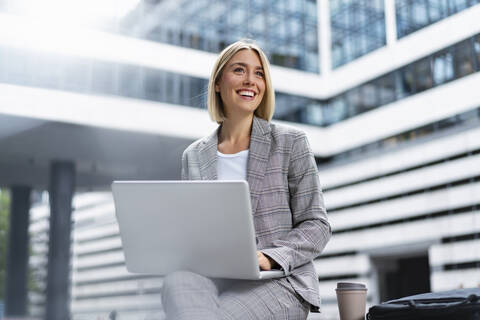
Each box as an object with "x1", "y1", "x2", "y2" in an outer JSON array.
[{"x1": 229, "y1": 62, "x2": 264, "y2": 70}]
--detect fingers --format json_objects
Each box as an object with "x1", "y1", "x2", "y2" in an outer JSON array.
[{"x1": 257, "y1": 251, "x2": 272, "y2": 271}]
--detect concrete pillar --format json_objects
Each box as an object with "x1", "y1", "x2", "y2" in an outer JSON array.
[
  {"x1": 45, "y1": 161, "x2": 75, "y2": 320},
  {"x1": 385, "y1": 0, "x2": 398, "y2": 46},
  {"x1": 318, "y1": 0, "x2": 332, "y2": 75},
  {"x1": 5, "y1": 186, "x2": 32, "y2": 317}
]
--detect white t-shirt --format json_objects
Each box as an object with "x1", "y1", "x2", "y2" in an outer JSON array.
[{"x1": 217, "y1": 149, "x2": 249, "y2": 181}]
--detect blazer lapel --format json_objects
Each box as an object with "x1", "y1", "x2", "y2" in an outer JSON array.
[
  {"x1": 247, "y1": 116, "x2": 272, "y2": 215},
  {"x1": 198, "y1": 128, "x2": 219, "y2": 180}
]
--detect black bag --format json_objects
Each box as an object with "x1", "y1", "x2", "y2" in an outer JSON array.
[{"x1": 367, "y1": 288, "x2": 480, "y2": 320}]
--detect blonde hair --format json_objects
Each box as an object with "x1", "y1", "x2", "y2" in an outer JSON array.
[{"x1": 207, "y1": 39, "x2": 275, "y2": 123}]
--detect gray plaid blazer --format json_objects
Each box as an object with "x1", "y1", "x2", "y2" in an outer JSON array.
[{"x1": 181, "y1": 116, "x2": 332, "y2": 308}]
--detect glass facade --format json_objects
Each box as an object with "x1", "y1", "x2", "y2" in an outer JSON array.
[
  {"x1": 396, "y1": 0, "x2": 480, "y2": 38},
  {"x1": 330, "y1": 0, "x2": 386, "y2": 68},
  {"x1": 1, "y1": 33, "x2": 479, "y2": 129},
  {"x1": 0, "y1": 46, "x2": 209, "y2": 109},
  {"x1": 122, "y1": 0, "x2": 320, "y2": 73},
  {"x1": 0, "y1": 46, "x2": 315, "y2": 121},
  {"x1": 2, "y1": 1, "x2": 479, "y2": 73},
  {"x1": 300, "y1": 33, "x2": 480, "y2": 126},
  {"x1": 0, "y1": 0, "x2": 319, "y2": 73}
]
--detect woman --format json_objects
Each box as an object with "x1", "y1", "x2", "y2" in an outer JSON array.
[{"x1": 161, "y1": 39, "x2": 331, "y2": 320}]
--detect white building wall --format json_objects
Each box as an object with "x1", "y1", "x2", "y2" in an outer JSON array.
[{"x1": 316, "y1": 124, "x2": 480, "y2": 319}]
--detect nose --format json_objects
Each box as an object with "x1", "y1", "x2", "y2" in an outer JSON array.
[{"x1": 243, "y1": 72, "x2": 255, "y2": 86}]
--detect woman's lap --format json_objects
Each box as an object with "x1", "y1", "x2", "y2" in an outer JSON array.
[
  {"x1": 162, "y1": 271, "x2": 309, "y2": 320},
  {"x1": 218, "y1": 277, "x2": 309, "y2": 320}
]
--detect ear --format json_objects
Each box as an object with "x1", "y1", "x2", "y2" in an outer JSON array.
[{"x1": 215, "y1": 83, "x2": 220, "y2": 92}]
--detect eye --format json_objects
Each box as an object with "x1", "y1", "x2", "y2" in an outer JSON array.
[
  {"x1": 256, "y1": 71, "x2": 264, "y2": 78},
  {"x1": 233, "y1": 67, "x2": 245, "y2": 73}
]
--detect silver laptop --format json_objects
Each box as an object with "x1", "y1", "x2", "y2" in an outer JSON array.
[{"x1": 111, "y1": 180, "x2": 285, "y2": 280}]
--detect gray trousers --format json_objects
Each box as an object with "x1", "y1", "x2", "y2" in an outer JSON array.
[{"x1": 161, "y1": 271, "x2": 310, "y2": 320}]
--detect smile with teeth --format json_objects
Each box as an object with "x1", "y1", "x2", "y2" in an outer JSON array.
[{"x1": 237, "y1": 90, "x2": 256, "y2": 97}]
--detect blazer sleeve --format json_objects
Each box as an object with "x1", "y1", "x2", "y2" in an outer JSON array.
[{"x1": 261, "y1": 131, "x2": 332, "y2": 275}]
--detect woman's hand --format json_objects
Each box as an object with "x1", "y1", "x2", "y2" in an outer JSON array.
[{"x1": 257, "y1": 251, "x2": 279, "y2": 271}]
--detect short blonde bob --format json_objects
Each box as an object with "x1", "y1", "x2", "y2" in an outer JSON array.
[{"x1": 207, "y1": 39, "x2": 275, "y2": 123}]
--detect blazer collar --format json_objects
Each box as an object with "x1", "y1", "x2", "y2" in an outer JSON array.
[
  {"x1": 198, "y1": 116, "x2": 272, "y2": 214},
  {"x1": 198, "y1": 127, "x2": 219, "y2": 180}
]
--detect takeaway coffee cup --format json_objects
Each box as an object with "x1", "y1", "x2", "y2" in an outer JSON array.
[{"x1": 335, "y1": 282, "x2": 367, "y2": 320}]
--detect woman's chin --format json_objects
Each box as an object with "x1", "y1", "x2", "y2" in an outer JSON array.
[{"x1": 226, "y1": 105, "x2": 259, "y2": 117}]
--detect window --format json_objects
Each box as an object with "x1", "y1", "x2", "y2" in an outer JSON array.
[
  {"x1": 450, "y1": 0, "x2": 468, "y2": 13},
  {"x1": 400, "y1": 65, "x2": 415, "y2": 97},
  {"x1": 427, "y1": 0, "x2": 446, "y2": 23},
  {"x1": 189, "y1": 78, "x2": 208, "y2": 109},
  {"x1": 411, "y1": 0, "x2": 429, "y2": 28},
  {"x1": 475, "y1": 35, "x2": 480, "y2": 70},
  {"x1": 327, "y1": 97, "x2": 349, "y2": 124},
  {"x1": 359, "y1": 83, "x2": 378, "y2": 113},
  {"x1": 345, "y1": 88, "x2": 362, "y2": 116},
  {"x1": 330, "y1": 0, "x2": 386, "y2": 67},
  {"x1": 453, "y1": 39, "x2": 476, "y2": 78},
  {"x1": 413, "y1": 57, "x2": 433, "y2": 93},
  {"x1": 396, "y1": 0, "x2": 480, "y2": 38},
  {"x1": 377, "y1": 74, "x2": 396, "y2": 105},
  {"x1": 433, "y1": 50, "x2": 454, "y2": 85},
  {"x1": 301, "y1": 103, "x2": 324, "y2": 126}
]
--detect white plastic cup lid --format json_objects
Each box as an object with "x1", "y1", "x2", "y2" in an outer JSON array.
[{"x1": 336, "y1": 282, "x2": 367, "y2": 291}]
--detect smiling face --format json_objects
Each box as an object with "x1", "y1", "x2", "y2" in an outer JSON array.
[{"x1": 215, "y1": 49, "x2": 266, "y2": 118}]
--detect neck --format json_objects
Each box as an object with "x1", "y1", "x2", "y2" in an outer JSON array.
[{"x1": 219, "y1": 113, "x2": 254, "y2": 144}]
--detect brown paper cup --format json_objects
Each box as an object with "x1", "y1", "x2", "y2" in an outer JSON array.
[{"x1": 336, "y1": 282, "x2": 367, "y2": 320}]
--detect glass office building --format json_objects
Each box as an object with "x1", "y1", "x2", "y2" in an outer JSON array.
[
  {"x1": 396, "y1": 0, "x2": 480, "y2": 38},
  {"x1": 330, "y1": 0, "x2": 386, "y2": 68},
  {"x1": 121, "y1": 0, "x2": 320, "y2": 73},
  {"x1": 1, "y1": 0, "x2": 480, "y2": 319}
]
